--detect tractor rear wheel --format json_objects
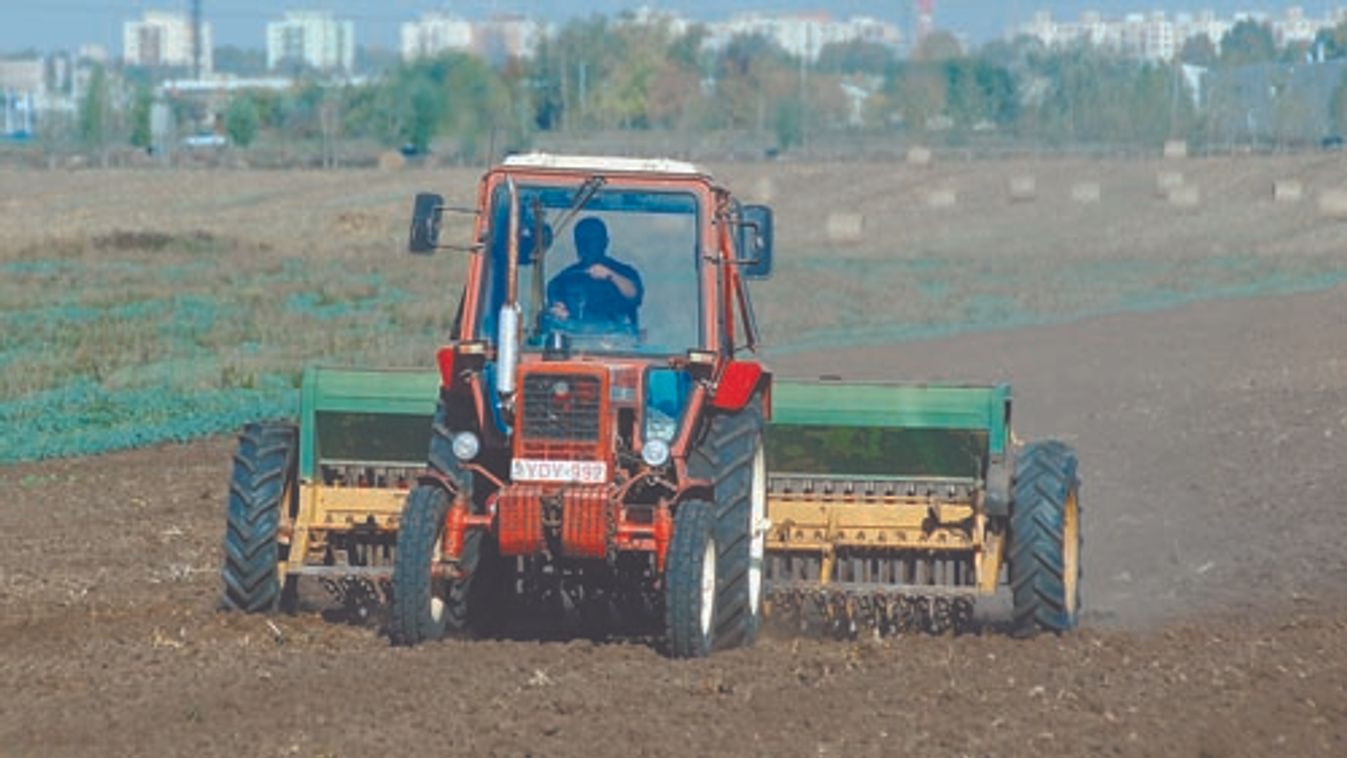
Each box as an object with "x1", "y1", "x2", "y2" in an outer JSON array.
[
  {"x1": 390, "y1": 485, "x2": 507, "y2": 645},
  {"x1": 685, "y1": 399, "x2": 766, "y2": 651},
  {"x1": 1009, "y1": 440, "x2": 1082, "y2": 636},
  {"x1": 221, "y1": 422, "x2": 297, "y2": 613}
]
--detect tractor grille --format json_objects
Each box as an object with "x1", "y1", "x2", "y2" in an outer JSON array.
[{"x1": 519, "y1": 373, "x2": 603, "y2": 459}]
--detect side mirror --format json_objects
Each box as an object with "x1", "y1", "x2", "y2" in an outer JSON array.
[
  {"x1": 408, "y1": 192, "x2": 444, "y2": 254},
  {"x1": 738, "y1": 204, "x2": 773, "y2": 279}
]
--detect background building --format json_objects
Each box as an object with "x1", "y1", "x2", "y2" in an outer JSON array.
[
  {"x1": 1015, "y1": 6, "x2": 1347, "y2": 61},
  {"x1": 266, "y1": 11, "x2": 355, "y2": 73},
  {"x1": 703, "y1": 13, "x2": 901, "y2": 62},
  {"x1": 401, "y1": 12, "x2": 474, "y2": 61},
  {"x1": 123, "y1": 11, "x2": 213, "y2": 74}
]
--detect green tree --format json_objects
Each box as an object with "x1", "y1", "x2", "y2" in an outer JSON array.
[
  {"x1": 816, "y1": 40, "x2": 895, "y2": 75},
  {"x1": 78, "y1": 64, "x2": 109, "y2": 150},
  {"x1": 1220, "y1": 20, "x2": 1277, "y2": 67},
  {"x1": 914, "y1": 30, "x2": 962, "y2": 62},
  {"x1": 1178, "y1": 34, "x2": 1218, "y2": 67},
  {"x1": 224, "y1": 94, "x2": 260, "y2": 148},
  {"x1": 1330, "y1": 72, "x2": 1347, "y2": 134},
  {"x1": 128, "y1": 86, "x2": 153, "y2": 149},
  {"x1": 772, "y1": 96, "x2": 805, "y2": 148},
  {"x1": 1314, "y1": 21, "x2": 1347, "y2": 59}
]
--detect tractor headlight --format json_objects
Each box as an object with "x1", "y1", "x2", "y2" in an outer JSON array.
[
  {"x1": 641, "y1": 438, "x2": 670, "y2": 467},
  {"x1": 451, "y1": 431, "x2": 480, "y2": 461}
]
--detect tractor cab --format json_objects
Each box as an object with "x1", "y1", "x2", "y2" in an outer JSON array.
[{"x1": 410, "y1": 155, "x2": 773, "y2": 485}]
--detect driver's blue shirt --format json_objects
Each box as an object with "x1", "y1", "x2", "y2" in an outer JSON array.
[{"x1": 547, "y1": 256, "x2": 644, "y2": 325}]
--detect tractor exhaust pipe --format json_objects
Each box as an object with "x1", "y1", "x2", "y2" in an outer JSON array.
[{"x1": 496, "y1": 177, "x2": 522, "y2": 400}]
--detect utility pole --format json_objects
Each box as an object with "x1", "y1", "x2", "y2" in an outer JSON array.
[
  {"x1": 191, "y1": 0, "x2": 203, "y2": 80},
  {"x1": 799, "y1": 22, "x2": 810, "y2": 149}
]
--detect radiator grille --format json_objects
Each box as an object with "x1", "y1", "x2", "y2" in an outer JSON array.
[{"x1": 519, "y1": 373, "x2": 602, "y2": 458}]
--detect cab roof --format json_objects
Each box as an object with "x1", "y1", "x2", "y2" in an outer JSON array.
[{"x1": 501, "y1": 152, "x2": 706, "y2": 178}]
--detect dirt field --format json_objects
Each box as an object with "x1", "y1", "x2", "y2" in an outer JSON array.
[
  {"x1": 3, "y1": 156, "x2": 1347, "y2": 755},
  {"x1": 3, "y1": 285, "x2": 1346, "y2": 757}
]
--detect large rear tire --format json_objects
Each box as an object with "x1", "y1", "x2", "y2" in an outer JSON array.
[
  {"x1": 685, "y1": 399, "x2": 766, "y2": 651},
  {"x1": 221, "y1": 422, "x2": 297, "y2": 613},
  {"x1": 1009, "y1": 440, "x2": 1082, "y2": 636}
]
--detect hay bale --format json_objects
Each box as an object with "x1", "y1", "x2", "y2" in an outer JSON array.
[
  {"x1": 1008, "y1": 175, "x2": 1037, "y2": 202},
  {"x1": 1163, "y1": 140, "x2": 1189, "y2": 159},
  {"x1": 1155, "y1": 171, "x2": 1184, "y2": 197},
  {"x1": 826, "y1": 212, "x2": 865, "y2": 244},
  {"x1": 1317, "y1": 189, "x2": 1347, "y2": 219},
  {"x1": 925, "y1": 188, "x2": 957, "y2": 208},
  {"x1": 1070, "y1": 181, "x2": 1101, "y2": 204},
  {"x1": 1272, "y1": 180, "x2": 1303, "y2": 203},
  {"x1": 906, "y1": 146, "x2": 932, "y2": 166},
  {"x1": 1166, "y1": 184, "x2": 1201, "y2": 208},
  {"x1": 377, "y1": 151, "x2": 406, "y2": 171}
]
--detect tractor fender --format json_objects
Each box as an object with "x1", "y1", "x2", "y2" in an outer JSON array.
[
  {"x1": 417, "y1": 469, "x2": 462, "y2": 498},
  {"x1": 711, "y1": 360, "x2": 770, "y2": 412}
]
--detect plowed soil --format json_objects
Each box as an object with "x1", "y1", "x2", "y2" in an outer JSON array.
[{"x1": 4, "y1": 284, "x2": 1347, "y2": 757}]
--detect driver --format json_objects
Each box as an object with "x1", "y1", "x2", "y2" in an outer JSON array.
[{"x1": 547, "y1": 217, "x2": 643, "y2": 326}]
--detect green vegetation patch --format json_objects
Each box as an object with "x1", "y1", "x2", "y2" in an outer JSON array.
[{"x1": 3, "y1": 231, "x2": 1345, "y2": 464}]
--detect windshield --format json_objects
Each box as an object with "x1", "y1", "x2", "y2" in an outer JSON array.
[{"x1": 476, "y1": 183, "x2": 702, "y2": 356}]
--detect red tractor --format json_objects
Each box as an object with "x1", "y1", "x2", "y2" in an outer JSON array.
[{"x1": 393, "y1": 154, "x2": 774, "y2": 656}]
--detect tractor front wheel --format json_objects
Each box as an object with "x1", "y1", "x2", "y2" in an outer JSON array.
[
  {"x1": 221, "y1": 422, "x2": 298, "y2": 613},
  {"x1": 664, "y1": 500, "x2": 720, "y2": 658},
  {"x1": 390, "y1": 485, "x2": 507, "y2": 645},
  {"x1": 390, "y1": 485, "x2": 451, "y2": 645},
  {"x1": 1009, "y1": 440, "x2": 1082, "y2": 636}
]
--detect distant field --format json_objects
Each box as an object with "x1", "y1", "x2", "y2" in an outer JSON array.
[{"x1": 3, "y1": 153, "x2": 1346, "y2": 461}]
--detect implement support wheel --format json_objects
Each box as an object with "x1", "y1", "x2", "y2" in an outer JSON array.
[
  {"x1": 221, "y1": 422, "x2": 298, "y2": 613},
  {"x1": 1009, "y1": 440, "x2": 1082, "y2": 636}
]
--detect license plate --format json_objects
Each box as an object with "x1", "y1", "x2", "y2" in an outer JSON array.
[{"x1": 511, "y1": 459, "x2": 607, "y2": 484}]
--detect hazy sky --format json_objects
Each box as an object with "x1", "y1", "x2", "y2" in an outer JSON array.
[{"x1": 0, "y1": 1, "x2": 1331, "y2": 54}]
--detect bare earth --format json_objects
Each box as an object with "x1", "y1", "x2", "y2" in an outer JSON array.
[{"x1": 4, "y1": 284, "x2": 1346, "y2": 757}]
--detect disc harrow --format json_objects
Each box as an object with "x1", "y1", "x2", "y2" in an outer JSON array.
[
  {"x1": 765, "y1": 552, "x2": 978, "y2": 637},
  {"x1": 767, "y1": 586, "x2": 976, "y2": 637}
]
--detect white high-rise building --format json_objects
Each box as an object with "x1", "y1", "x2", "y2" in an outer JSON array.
[
  {"x1": 401, "y1": 12, "x2": 474, "y2": 61},
  {"x1": 266, "y1": 11, "x2": 355, "y2": 73},
  {"x1": 704, "y1": 13, "x2": 901, "y2": 62},
  {"x1": 1016, "y1": 7, "x2": 1347, "y2": 61},
  {"x1": 123, "y1": 11, "x2": 213, "y2": 74}
]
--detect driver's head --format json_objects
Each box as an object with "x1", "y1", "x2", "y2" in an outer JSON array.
[{"x1": 574, "y1": 217, "x2": 608, "y2": 264}]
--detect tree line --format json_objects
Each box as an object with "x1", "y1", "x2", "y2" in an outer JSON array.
[{"x1": 66, "y1": 15, "x2": 1347, "y2": 161}]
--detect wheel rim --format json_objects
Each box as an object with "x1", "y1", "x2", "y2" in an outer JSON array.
[
  {"x1": 699, "y1": 538, "x2": 717, "y2": 638},
  {"x1": 748, "y1": 442, "x2": 766, "y2": 617},
  {"x1": 1063, "y1": 487, "x2": 1080, "y2": 617},
  {"x1": 429, "y1": 524, "x2": 447, "y2": 626}
]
